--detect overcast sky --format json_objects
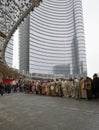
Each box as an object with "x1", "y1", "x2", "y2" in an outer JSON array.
[
  {"x1": 13, "y1": 0, "x2": 99, "y2": 78},
  {"x1": 82, "y1": 0, "x2": 99, "y2": 77}
]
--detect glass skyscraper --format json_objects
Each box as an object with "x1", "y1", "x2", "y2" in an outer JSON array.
[
  {"x1": 19, "y1": 0, "x2": 87, "y2": 77},
  {"x1": 5, "y1": 37, "x2": 13, "y2": 67}
]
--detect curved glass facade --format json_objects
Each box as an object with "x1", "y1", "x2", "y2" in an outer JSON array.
[
  {"x1": 19, "y1": 0, "x2": 87, "y2": 76},
  {"x1": 5, "y1": 37, "x2": 13, "y2": 67}
]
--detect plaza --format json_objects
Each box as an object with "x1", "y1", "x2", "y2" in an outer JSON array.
[{"x1": 0, "y1": 93, "x2": 99, "y2": 130}]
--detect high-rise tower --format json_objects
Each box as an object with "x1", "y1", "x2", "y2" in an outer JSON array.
[
  {"x1": 19, "y1": 0, "x2": 87, "y2": 77},
  {"x1": 5, "y1": 37, "x2": 13, "y2": 67}
]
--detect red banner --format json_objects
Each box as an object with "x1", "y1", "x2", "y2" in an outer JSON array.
[{"x1": 2, "y1": 78, "x2": 15, "y2": 84}]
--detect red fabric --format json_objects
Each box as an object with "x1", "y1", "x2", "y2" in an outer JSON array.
[{"x1": 2, "y1": 78, "x2": 15, "y2": 84}]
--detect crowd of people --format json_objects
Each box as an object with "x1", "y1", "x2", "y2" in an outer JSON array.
[{"x1": 0, "y1": 73, "x2": 99, "y2": 100}]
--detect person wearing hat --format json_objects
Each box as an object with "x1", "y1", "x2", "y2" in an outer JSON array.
[{"x1": 92, "y1": 73, "x2": 99, "y2": 99}]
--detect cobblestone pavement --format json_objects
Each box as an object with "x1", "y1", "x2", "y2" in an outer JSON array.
[{"x1": 0, "y1": 93, "x2": 99, "y2": 130}]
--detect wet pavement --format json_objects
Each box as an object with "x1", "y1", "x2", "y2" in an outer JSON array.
[{"x1": 0, "y1": 93, "x2": 99, "y2": 130}]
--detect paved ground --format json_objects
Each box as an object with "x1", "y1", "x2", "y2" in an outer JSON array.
[{"x1": 0, "y1": 93, "x2": 99, "y2": 130}]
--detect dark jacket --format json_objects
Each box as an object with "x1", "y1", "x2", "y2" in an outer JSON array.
[{"x1": 92, "y1": 77, "x2": 99, "y2": 92}]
